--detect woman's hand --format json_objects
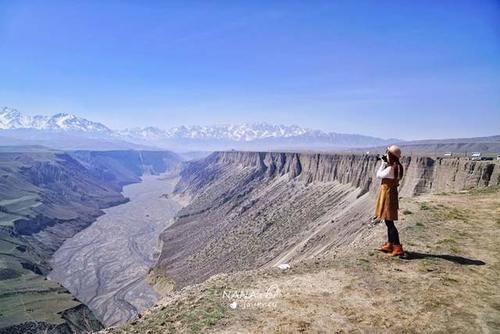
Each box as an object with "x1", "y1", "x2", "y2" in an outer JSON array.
[{"x1": 377, "y1": 161, "x2": 393, "y2": 179}]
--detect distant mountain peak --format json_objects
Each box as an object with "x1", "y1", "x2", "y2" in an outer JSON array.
[
  {"x1": 0, "y1": 107, "x2": 110, "y2": 132},
  {"x1": 2, "y1": 106, "x2": 20, "y2": 116},
  {"x1": 0, "y1": 107, "x2": 33, "y2": 129}
]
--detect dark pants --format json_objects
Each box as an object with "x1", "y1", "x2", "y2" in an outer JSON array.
[{"x1": 385, "y1": 220, "x2": 400, "y2": 245}]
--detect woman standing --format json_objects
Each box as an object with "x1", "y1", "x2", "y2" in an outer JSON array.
[{"x1": 375, "y1": 145, "x2": 404, "y2": 256}]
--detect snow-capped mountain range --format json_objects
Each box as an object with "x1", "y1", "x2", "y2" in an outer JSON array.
[
  {"x1": 0, "y1": 107, "x2": 111, "y2": 132},
  {"x1": 118, "y1": 123, "x2": 313, "y2": 142},
  {"x1": 0, "y1": 106, "x2": 397, "y2": 150}
]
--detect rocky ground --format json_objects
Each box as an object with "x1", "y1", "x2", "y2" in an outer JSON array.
[
  {"x1": 49, "y1": 173, "x2": 182, "y2": 327},
  {"x1": 102, "y1": 186, "x2": 500, "y2": 333}
]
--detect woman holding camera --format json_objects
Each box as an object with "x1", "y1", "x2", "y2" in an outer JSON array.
[{"x1": 375, "y1": 145, "x2": 404, "y2": 256}]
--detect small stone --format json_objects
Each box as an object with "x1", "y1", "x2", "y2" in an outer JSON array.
[{"x1": 277, "y1": 263, "x2": 291, "y2": 270}]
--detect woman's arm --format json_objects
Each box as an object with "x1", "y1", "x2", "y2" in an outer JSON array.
[{"x1": 376, "y1": 161, "x2": 394, "y2": 179}]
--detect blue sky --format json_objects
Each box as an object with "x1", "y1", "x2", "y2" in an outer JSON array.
[{"x1": 0, "y1": 0, "x2": 499, "y2": 140}]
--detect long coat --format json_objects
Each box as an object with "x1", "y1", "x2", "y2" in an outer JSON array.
[{"x1": 375, "y1": 178, "x2": 399, "y2": 221}]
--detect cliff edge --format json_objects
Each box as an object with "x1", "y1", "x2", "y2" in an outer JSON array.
[{"x1": 155, "y1": 152, "x2": 499, "y2": 289}]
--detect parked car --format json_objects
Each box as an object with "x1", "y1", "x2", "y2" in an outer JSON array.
[
  {"x1": 497, "y1": 154, "x2": 500, "y2": 161},
  {"x1": 471, "y1": 152, "x2": 481, "y2": 161},
  {"x1": 443, "y1": 152, "x2": 452, "y2": 157}
]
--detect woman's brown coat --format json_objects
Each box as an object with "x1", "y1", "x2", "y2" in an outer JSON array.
[{"x1": 375, "y1": 177, "x2": 399, "y2": 221}]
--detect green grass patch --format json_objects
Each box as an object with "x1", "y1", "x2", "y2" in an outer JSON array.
[
  {"x1": 432, "y1": 206, "x2": 470, "y2": 223},
  {"x1": 436, "y1": 238, "x2": 458, "y2": 245},
  {"x1": 435, "y1": 192, "x2": 455, "y2": 196},
  {"x1": 468, "y1": 185, "x2": 500, "y2": 195},
  {"x1": 356, "y1": 258, "x2": 371, "y2": 271},
  {"x1": 0, "y1": 195, "x2": 41, "y2": 226},
  {"x1": 435, "y1": 239, "x2": 462, "y2": 254},
  {"x1": 419, "y1": 202, "x2": 432, "y2": 210},
  {"x1": 417, "y1": 258, "x2": 440, "y2": 273},
  {"x1": 0, "y1": 228, "x2": 85, "y2": 328},
  {"x1": 0, "y1": 270, "x2": 80, "y2": 328},
  {"x1": 441, "y1": 276, "x2": 459, "y2": 284},
  {"x1": 117, "y1": 287, "x2": 226, "y2": 334},
  {"x1": 186, "y1": 300, "x2": 225, "y2": 333}
]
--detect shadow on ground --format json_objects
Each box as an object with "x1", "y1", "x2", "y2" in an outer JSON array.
[{"x1": 402, "y1": 251, "x2": 486, "y2": 265}]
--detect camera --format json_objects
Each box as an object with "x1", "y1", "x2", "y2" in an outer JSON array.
[{"x1": 376, "y1": 154, "x2": 388, "y2": 162}]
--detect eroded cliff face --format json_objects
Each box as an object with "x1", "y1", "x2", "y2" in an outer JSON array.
[
  {"x1": 177, "y1": 151, "x2": 499, "y2": 197},
  {"x1": 157, "y1": 151, "x2": 499, "y2": 289},
  {"x1": 399, "y1": 156, "x2": 499, "y2": 196}
]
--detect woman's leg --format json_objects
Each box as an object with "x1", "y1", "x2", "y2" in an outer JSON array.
[{"x1": 385, "y1": 220, "x2": 400, "y2": 245}]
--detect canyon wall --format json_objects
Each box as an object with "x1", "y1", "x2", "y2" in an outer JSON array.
[
  {"x1": 179, "y1": 151, "x2": 499, "y2": 196},
  {"x1": 0, "y1": 150, "x2": 180, "y2": 333},
  {"x1": 156, "y1": 151, "x2": 499, "y2": 289}
]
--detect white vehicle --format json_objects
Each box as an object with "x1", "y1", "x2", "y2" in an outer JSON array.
[
  {"x1": 497, "y1": 154, "x2": 500, "y2": 161},
  {"x1": 471, "y1": 152, "x2": 481, "y2": 161},
  {"x1": 444, "y1": 152, "x2": 452, "y2": 157}
]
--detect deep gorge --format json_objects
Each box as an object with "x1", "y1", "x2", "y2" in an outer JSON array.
[{"x1": 1, "y1": 149, "x2": 498, "y2": 333}]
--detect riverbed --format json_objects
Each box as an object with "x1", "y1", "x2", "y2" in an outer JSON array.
[{"x1": 48, "y1": 173, "x2": 182, "y2": 326}]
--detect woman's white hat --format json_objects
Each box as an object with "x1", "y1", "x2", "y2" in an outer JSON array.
[{"x1": 388, "y1": 145, "x2": 402, "y2": 158}]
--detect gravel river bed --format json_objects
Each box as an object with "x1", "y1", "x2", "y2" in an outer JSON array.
[{"x1": 48, "y1": 173, "x2": 181, "y2": 326}]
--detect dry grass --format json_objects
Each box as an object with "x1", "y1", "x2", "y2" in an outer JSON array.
[{"x1": 104, "y1": 187, "x2": 500, "y2": 334}]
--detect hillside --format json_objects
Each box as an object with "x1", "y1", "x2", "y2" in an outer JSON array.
[
  {"x1": 154, "y1": 152, "x2": 499, "y2": 289},
  {"x1": 0, "y1": 149, "x2": 180, "y2": 333},
  {"x1": 103, "y1": 186, "x2": 500, "y2": 333}
]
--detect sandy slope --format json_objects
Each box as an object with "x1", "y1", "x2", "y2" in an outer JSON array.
[
  {"x1": 103, "y1": 187, "x2": 500, "y2": 333},
  {"x1": 48, "y1": 173, "x2": 182, "y2": 327}
]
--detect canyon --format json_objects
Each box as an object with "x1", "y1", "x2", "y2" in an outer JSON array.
[
  {"x1": 0, "y1": 149, "x2": 180, "y2": 333},
  {"x1": 155, "y1": 152, "x2": 499, "y2": 289},
  {"x1": 107, "y1": 151, "x2": 499, "y2": 333},
  {"x1": 0, "y1": 149, "x2": 499, "y2": 333},
  {"x1": 49, "y1": 173, "x2": 182, "y2": 327}
]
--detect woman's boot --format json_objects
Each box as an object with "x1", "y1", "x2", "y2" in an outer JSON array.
[
  {"x1": 378, "y1": 242, "x2": 393, "y2": 253},
  {"x1": 391, "y1": 244, "x2": 404, "y2": 256}
]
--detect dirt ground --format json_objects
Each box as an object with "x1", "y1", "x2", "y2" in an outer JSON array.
[{"x1": 103, "y1": 187, "x2": 500, "y2": 334}]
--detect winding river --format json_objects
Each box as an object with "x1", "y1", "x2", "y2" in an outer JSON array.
[{"x1": 48, "y1": 173, "x2": 182, "y2": 326}]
